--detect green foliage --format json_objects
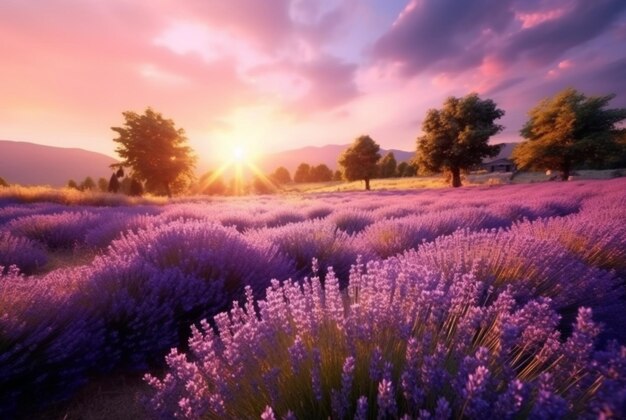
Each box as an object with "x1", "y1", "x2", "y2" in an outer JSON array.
[
  {"x1": 107, "y1": 173, "x2": 120, "y2": 193},
  {"x1": 309, "y1": 164, "x2": 333, "y2": 182},
  {"x1": 377, "y1": 152, "x2": 397, "y2": 178},
  {"x1": 270, "y1": 166, "x2": 291, "y2": 184},
  {"x1": 397, "y1": 161, "x2": 417, "y2": 177},
  {"x1": 79, "y1": 176, "x2": 96, "y2": 191},
  {"x1": 129, "y1": 178, "x2": 144, "y2": 196},
  {"x1": 111, "y1": 108, "x2": 196, "y2": 197},
  {"x1": 416, "y1": 93, "x2": 504, "y2": 187},
  {"x1": 338, "y1": 135, "x2": 381, "y2": 190},
  {"x1": 294, "y1": 163, "x2": 311, "y2": 183},
  {"x1": 97, "y1": 177, "x2": 108, "y2": 192},
  {"x1": 0, "y1": 177, "x2": 9, "y2": 187},
  {"x1": 513, "y1": 88, "x2": 626, "y2": 180}
]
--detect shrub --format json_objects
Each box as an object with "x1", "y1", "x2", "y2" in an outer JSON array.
[
  {"x1": 7, "y1": 211, "x2": 101, "y2": 250},
  {"x1": 81, "y1": 221, "x2": 295, "y2": 368},
  {"x1": 249, "y1": 219, "x2": 366, "y2": 282},
  {"x1": 410, "y1": 229, "x2": 625, "y2": 340},
  {"x1": 145, "y1": 262, "x2": 625, "y2": 418},
  {"x1": 0, "y1": 266, "x2": 102, "y2": 417},
  {"x1": 357, "y1": 208, "x2": 508, "y2": 259},
  {"x1": 329, "y1": 209, "x2": 375, "y2": 234},
  {"x1": 0, "y1": 232, "x2": 48, "y2": 274}
]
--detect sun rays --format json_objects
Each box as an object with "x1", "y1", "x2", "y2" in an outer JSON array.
[{"x1": 197, "y1": 145, "x2": 278, "y2": 195}]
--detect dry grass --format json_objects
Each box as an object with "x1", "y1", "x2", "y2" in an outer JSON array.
[
  {"x1": 0, "y1": 186, "x2": 168, "y2": 206},
  {"x1": 43, "y1": 248, "x2": 100, "y2": 274},
  {"x1": 282, "y1": 176, "x2": 448, "y2": 193},
  {"x1": 2, "y1": 170, "x2": 623, "y2": 204}
]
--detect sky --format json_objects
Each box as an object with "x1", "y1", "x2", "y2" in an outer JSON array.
[{"x1": 1, "y1": 0, "x2": 625, "y2": 167}]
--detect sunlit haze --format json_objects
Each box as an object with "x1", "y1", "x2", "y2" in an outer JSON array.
[
  {"x1": 1, "y1": 0, "x2": 625, "y2": 169},
  {"x1": 233, "y1": 146, "x2": 246, "y2": 163}
]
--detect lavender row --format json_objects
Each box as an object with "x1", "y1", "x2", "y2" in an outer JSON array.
[
  {"x1": 145, "y1": 260, "x2": 625, "y2": 418},
  {"x1": 3, "y1": 178, "x2": 620, "y2": 276},
  {"x1": 0, "y1": 178, "x2": 625, "y2": 415}
]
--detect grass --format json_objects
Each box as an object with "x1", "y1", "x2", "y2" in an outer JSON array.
[{"x1": 1, "y1": 170, "x2": 624, "y2": 204}]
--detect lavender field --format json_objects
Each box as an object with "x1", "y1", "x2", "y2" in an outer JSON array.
[{"x1": 1, "y1": 179, "x2": 626, "y2": 418}]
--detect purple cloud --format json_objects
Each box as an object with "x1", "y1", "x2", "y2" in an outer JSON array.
[{"x1": 372, "y1": 0, "x2": 626, "y2": 76}]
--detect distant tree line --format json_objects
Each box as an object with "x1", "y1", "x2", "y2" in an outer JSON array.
[{"x1": 54, "y1": 88, "x2": 626, "y2": 197}]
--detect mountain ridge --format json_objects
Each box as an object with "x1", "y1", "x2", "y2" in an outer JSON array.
[{"x1": 0, "y1": 140, "x2": 118, "y2": 187}]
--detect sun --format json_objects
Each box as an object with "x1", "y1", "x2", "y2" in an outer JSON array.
[{"x1": 232, "y1": 145, "x2": 246, "y2": 162}]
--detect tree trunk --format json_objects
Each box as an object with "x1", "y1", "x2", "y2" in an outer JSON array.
[
  {"x1": 364, "y1": 178, "x2": 371, "y2": 191},
  {"x1": 451, "y1": 167, "x2": 462, "y2": 188},
  {"x1": 165, "y1": 182, "x2": 172, "y2": 198}
]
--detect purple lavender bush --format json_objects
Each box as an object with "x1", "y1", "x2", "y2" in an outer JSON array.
[
  {"x1": 0, "y1": 232, "x2": 47, "y2": 274},
  {"x1": 249, "y1": 219, "x2": 367, "y2": 282},
  {"x1": 145, "y1": 260, "x2": 625, "y2": 418},
  {"x1": 2, "y1": 178, "x2": 626, "y2": 417},
  {"x1": 82, "y1": 220, "x2": 296, "y2": 368},
  {"x1": 6, "y1": 211, "x2": 101, "y2": 250},
  {"x1": 0, "y1": 266, "x2": 103, "y2": 415},
  {"x1": 410, "y1": 228, "x2": 626, "y2": 340}
]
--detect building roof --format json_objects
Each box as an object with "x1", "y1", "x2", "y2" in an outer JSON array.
[{"x1": 483, "y1": 142, "x2": 517, "y2": 164}]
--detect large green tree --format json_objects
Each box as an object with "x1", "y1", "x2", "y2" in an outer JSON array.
[
  {"x1": 338, "y1": 135, "x2": 381, "y2": 190},
  {"x1": 111, "y1": 108, "x2": 196, "y2": 197},
  {"x1": 513, "y1": 88, "x2": 626, "y2": 180},
  {"x1": 416, "y1": 93, "x2": 504, "y2": 187}
]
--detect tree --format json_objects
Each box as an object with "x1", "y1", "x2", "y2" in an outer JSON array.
[
  {"x1": 0, "y1": 177, "x2": 9, "y2": 187},
  {"x1": 310, "y1": 164, "x2": 333, "y2": 182},
  {"x1": 294, "y1": 163, "x2": 311, "y2": 183},
  {"x1": 80, "y1": 176, "x2": 96, "y2": 191},
  {"x1": 67, "y1": 179, "x2": 79, "y2": 190},
  {"x1": 416, "y1": 93, "x2": 504, "y2": 187},
  {"x1": 108, "y1": 173, "x2": 120, "y2": 193},
  {"x1": 333, "y1": 170, "x2": 343, "y2": 181},
  {"x1": 129, "y1": 178, "x2": 144, "y2": 196},
  {"x1": 398, "y1": 161, "x2": 418, "y2": 177},
  {"x1": 513, "y1": 88, "x2": 626, "y2": 180},
  {"x1": 270, "y1": 166, "x2": 291, "y2": 184},
  {"x1": 338, "y1": 135, "x2": 381, "y2": 190},
  {"x1": 397, "y1": 162, "x2": 408, "y2": 177},
  {"x1": 378, "y1": 152, "x2": 397, "y2": 178},
  {"x1": 97, "y1": 177, "x2": 108, "y2": 192},
  {"x1": 111, "y1": 108, "x2": 196, "y2": 197}
]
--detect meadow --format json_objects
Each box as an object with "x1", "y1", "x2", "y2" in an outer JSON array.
[{"x1": 1, "y1": 178, "x2": 626, "y2": 418}]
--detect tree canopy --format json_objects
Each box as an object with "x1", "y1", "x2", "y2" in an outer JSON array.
[
  {"x1": 377, "y1": 152, "x2": 397, "y2": 178},
  {"x1": 270, "y1": 166, "x2": 291, "y2": 184},
  {"x1": 512, "y1": 88, "x2": 626, "y2": 180},
  {"x1": 338, "y1": 135, "x2": 381, "y2": 190},
  {"x1": 309, "y1": 164, "x2": 333, "y2": 182},
  {"x1": 294, "y1": 163, "x2": 311, "y2": 183},
  {"x1": 111, "y1": 108, "x2": 196, "y2": 197},
  {"x1": 416, "y1": 93, "x2": 504, "y2": 187},
  {"x1": 397, "y1": 161, "x2": 417, "y2": 177}
]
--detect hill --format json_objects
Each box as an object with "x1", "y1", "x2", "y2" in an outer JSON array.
[{"x1": 0, "y1": 140, "x2": 117, "y2": 187}]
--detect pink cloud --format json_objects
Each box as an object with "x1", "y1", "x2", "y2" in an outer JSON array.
[{"x1": 516, "y1": 8, "x2": 569, "y2": 29}]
